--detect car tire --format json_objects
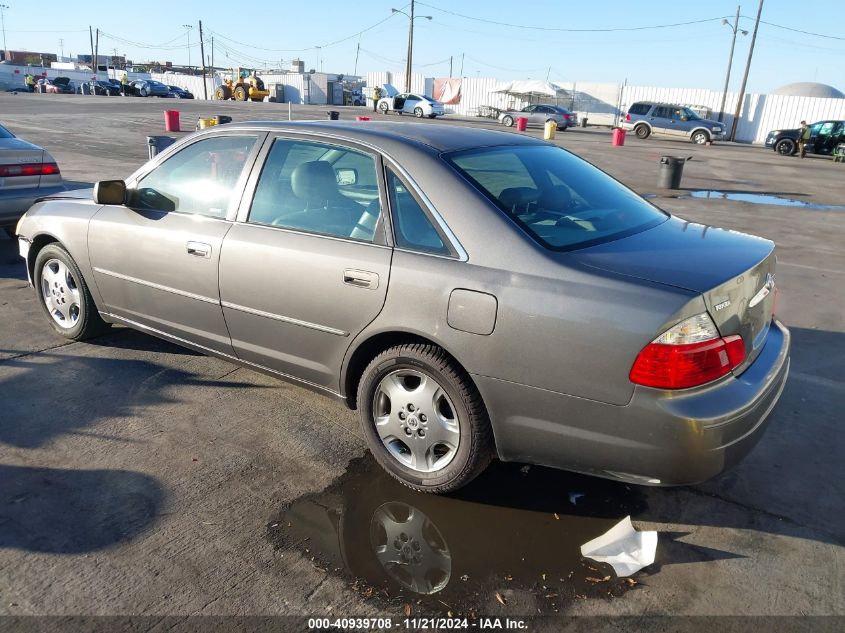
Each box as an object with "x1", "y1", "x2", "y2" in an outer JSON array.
[
  {"x1": 378, "y1": 101, "x2": 389, "y2": 114},
  {"x1": 357, "y1": 343, "x2": 493, "y2": 494},
  {"x1": 139, "y1": 88, "x2": 148, "y2": 97},
  {"x1": 634, "y1": 124, "x2": 650, "y2": 139},
  {"x1": 33, "y1": 244, "x2": 109, "y2": 341},
  {"x1": 775, "y1": 139, "x2": 796, "y2": 156},
  {"x1": 502, "y1": 115, "x2": 514, "y2": 127},
  {"x1": 691, "y1": 130, "x2": 710, "y2": 144},
  {"x1": 414, "y1": 107, "x2": 424, "y2": 118}
]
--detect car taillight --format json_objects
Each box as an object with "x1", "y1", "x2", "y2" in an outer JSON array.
[
  {"x1": 0, "y1": 162, "x2": 60, "y2": 177},
  {"x1": 629, "y1": 313, "x2": 746, "y2": 389},
  {"x1": 625, "y1": 113, "x2": 631, "y2": 121}
]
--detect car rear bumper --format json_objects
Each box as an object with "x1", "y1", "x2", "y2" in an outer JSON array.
[
  {"x1": 0, "y1": 185, "x2": 65, "y2": 224},
  {"x1": 475, "y1": 319, "x2": 790, "y2": 486}
]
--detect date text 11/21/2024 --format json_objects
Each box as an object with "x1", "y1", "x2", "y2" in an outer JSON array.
[{"x1": 306, "y1": 617, "x2": 528, "y2": 629}]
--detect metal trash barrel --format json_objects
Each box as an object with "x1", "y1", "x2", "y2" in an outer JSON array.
[
  {"x1": 147, "y1": 136, "x2": 176, "y2": 160},
  {"x1": 580, "y1": 117, "x2": 588, "y2": 128},
  {"x1": 543, "y1": 120, "x2": 557, "y2": 140},
  {"x1": 611, "y1": 128, "x2": 626, "y2": 146},
  {"x1": 658, "y1": 156, "x2": 687, "y2": 189},
  {"x1": 327, "y1": 110, "x2": 340, "y2": 120},
  {"x1": 163, "y1": 110, "x2": 181, "y2": 132},
  {"x1": 516, "y1": 117, "x2": 528, "y2": 132}
]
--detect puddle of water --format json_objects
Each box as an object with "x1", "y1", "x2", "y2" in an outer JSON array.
[
  {"x1": 268, "y1": 457, "x2": 650, "y2": 616},
  {"x1": 688, "y1": 190, "x2": 845, "y2": 211}
]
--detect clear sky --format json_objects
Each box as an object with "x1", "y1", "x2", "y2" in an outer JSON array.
[{"x1": 2, "y1": 0, "x2": 842, "y2": 93}]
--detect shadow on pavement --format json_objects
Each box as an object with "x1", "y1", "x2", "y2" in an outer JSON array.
[{"x1": 0, "y1": 464, "x2": 164, "y2": 553}]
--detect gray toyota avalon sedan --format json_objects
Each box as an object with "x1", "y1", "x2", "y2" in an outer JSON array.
[{"x1": 15, "y1": 121, "x2": 789, "y2": 493}]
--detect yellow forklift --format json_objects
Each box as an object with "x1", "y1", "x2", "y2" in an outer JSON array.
[{"x1": 215, "y1": 68, "x2": 269, "y2": 102}]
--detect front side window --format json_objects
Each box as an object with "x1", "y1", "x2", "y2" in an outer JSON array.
[
  {"x1": 248, "y1": 138, "x2": 381, "y2": 243},
  {"x1": 447, "y1": 145, "x2": 667, "y2": 251},
  {"x1": 128, "y1": 135, "x2": 257, "y2": 217}
]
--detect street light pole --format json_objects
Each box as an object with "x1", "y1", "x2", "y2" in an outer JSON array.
[
  {"x1": 730, "y1": 0, "x2": 764, "y2": 142},
  {"x1": 0, "y1": 4, "x2": 9, "y2": 58},
  {"x1": 718, "y1": 5, "x2": 746, "y2": 123},
  {"x1": 392, "y1": 2, "x2": 432, "y2": 93},
  {"x1": 183, "y1": 24, "x2": 193, "y2": 70}
]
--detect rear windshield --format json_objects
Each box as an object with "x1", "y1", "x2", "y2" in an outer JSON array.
[{"x1": 445, "y1": 145, "x2": 667, "y2": 251}]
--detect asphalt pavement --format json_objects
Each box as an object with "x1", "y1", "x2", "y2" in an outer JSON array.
[{"x1": 0, "y1": 94, "x2": 842, "y2": 630}]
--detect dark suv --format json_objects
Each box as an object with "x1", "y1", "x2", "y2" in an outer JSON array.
[
  {"x1": 622, "y1": 101, "x2": 724, "y2": 144},
  {"x1": 765, "y1": 120, "x2": 845, "y2": 156}
]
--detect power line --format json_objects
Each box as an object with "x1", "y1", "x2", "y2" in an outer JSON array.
[
  {"x1": 753, "y1": 18, "x2": 845, "y2": 42},
  {"x1": 417, "y1": 2, "x2": 728, "y2": 33}
]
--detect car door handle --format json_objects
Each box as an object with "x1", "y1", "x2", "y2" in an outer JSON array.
[
  {"x1": 343, "y1": 269, "x2": 379, "y2": 289},
  {"x1": 186, "y1": 241, "x2": 211, "y2": 258}
]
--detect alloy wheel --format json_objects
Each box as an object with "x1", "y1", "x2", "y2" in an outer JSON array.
[{"x1": 40, "y1": 259, "x2": 82, "y2": 329}]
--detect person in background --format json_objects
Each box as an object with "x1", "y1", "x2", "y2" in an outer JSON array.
[
  {"x1": 120, "y1": 73, "x2": 129, "y2": 96},
  {"x1": 798, "y1": 120, "x2": 811, "y2": 159},
  {"x1": 372, "y1": 86, "x2": 381, "y2": 112},
  {"x1": 24, "y1": 73, "x2": 36, "y2": 92}
]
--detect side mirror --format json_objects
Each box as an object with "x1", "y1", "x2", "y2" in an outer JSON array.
[{"x1": 93, "y1": 180, "x2": 127, "y2": 205}]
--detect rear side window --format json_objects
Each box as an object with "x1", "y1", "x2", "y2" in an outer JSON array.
[
  {"x1": 628, "y1": 103, "x2": 651, "y2": 115},
  {"x1": 446, "y1": 145, "x2": 667, "y2": 251},
  {"x1": 386, "y1": 169, "x2": 451, "y2": 256}
]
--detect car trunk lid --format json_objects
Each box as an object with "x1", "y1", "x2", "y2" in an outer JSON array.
[
  {"x1": 570, "y1": 216, "x2": 777, "y2": 371},
  {"x1": 0, "y1": 138, "x2": 48, "y2": 191}
]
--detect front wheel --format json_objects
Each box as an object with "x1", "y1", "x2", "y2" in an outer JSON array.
[
  {"x1": 502, "y1": 115, "x2": 514, "y2": 127},
  {"x1": 775, "y1": 139, "x2": 796, "y2": 156},
  {"x1": 378, "y1": 101, "x2": 389, "y2": 114},
  {"x1": 357, "y1": 344, "x2": 493, "y2": 494},
  {"x1": 414, "y1": 107, "x2": 424, "y2": 118},
  {"x1": 34, "y1": 244, "x2": 109, "y2": 340},
  {"x1": 691, "y1": 130, "x2": 710, "y2": 144}
]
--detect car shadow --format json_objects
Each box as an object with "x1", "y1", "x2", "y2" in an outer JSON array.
[
  {"x1": 0, "y1": 464, "x2": 164, "y2": 553},
  {"x1": 0, "y1": 346, "x2": 261, "y2": 449}
]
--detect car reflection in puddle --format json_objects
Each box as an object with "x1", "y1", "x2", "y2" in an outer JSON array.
[{"x1": 268, "y1": 456, "x2": 651, "y2": 615}]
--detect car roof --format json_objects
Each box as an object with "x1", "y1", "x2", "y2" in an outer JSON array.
[{"x1": 226, "y1": 120, "x2": 545, "y2": 153}]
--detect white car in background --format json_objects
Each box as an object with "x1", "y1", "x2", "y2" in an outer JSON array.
[{"x1": 377, "y1": 93, "x2": 446, "y2": 118}]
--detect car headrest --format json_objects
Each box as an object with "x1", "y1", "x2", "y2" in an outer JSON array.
[
  {"x1": 538, "y1": 185, "x2": 573, "y2": 211},
  {"x1": 498, "y1": 187, "x2": 539, "y2": 213},
  {"x1": 291, "y1": 161, "x2": 338, "y2": 204}
]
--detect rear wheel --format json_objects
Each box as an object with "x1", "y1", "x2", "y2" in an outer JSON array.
[
  {"x1": 775, "y1": 139, "x2": 796, "y2": 156},
  {"x1": 502, "y1": 115, "x2": 514, "y2": 127},
  {"x1": 378, "y1": 101, "x2": 389, "y2": 114},
  {"x1": 691, "y1": 130, "x2": 710, "y2": 144},
  {"x1": 357, "y1": 344, "x2": 493, "y2": 494},
  {"x1": 634, "y1": 124, "x2": 650, "y2": 139},
  {"x1": 233, "y1": 85, "x2": 248, "y2": 102},
  {"x1": 414, "y1": 107, "x2": 424, "y2": 118},
  {"x1": 215, "y1": 85, "x2": 231, "y2": 100},
  {"x1": 34, "y1": 244, "x2": 109, "y2": 340}
]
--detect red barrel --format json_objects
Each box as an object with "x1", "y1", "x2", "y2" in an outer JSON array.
[
  {"x1": 612, "y1": 127, "x2": 626, "y2": 146},
  {"x1": 164, "y1": 110, "x2": 181, "y2": 132},
  {"x1": 356, "y1": 116, "x2": 370, "y2": 121},
  {"x1": 516, "y1": 117, "x2": 528, "y2": 132}
]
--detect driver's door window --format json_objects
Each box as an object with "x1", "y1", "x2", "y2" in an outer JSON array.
[{"x1": 128, "y1": 135, "x2": 258, "y2": 218}]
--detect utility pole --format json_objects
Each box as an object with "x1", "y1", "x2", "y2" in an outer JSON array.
[
  {"x1": 0, "y1": 4, "x2": 8, "y2": 58},
  {"x1": 392, "y1": 1, "x2": 432, "y2": 93},
  {"x1": 449, "y1": 55, "x2": 452, "y2": 77},
  {"x1": 211, "y1": 35, "x2": 214, "y2": 71},
  {"x1": 459, "y1": 52, "x2": 464, "y2": 77},
  {"x1": 198, "y1": 21, "x2": 207, "y2": 100},
  {"x1": 354, "y1": 35, "x2": 361, "y2": 76},
  {"x1": 89, "y1": 26, "x2": 95, "y2": 80},
  {"x1": 183, "y1": 24, "x2": 192, "y2": 69},
  {"x1": 94, "y1": 28, "x2": 99, "y2": 80},
  {"x1": 59, "y1": 38, "x2": 64, "y2": 59},
  {"x1": 730, "y1": 0, "x2": 764, "y2": 142},
  {"x1": 718, "y1": 5, "x2": 746, "y2": 123}
]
